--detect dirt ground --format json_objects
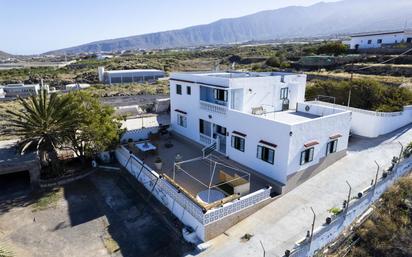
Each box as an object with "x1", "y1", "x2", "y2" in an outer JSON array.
[{"x1": 0, "y1": 171, "x2": 193, "y2": 257}]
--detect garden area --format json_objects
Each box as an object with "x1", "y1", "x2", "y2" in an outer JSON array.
[{"x1": 4, "y1": 90, "x2": 123, "y2": 179}]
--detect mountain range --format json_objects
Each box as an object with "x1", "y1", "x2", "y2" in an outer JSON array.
[{"x1": 45, "y1": 0, "x2": 412, "y2": 55}]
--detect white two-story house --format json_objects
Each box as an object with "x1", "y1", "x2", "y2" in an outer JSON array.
[{"x1": 170, "y1": 71, "x2": 351, "y2": 193}]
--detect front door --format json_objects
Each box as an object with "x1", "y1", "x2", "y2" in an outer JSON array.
[{"x1": 213, "y1": 124, "x2": 227, "y2": 154}]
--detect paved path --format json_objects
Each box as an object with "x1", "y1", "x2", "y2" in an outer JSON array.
[{"x1": 196, "y1": 125, "x2": 412, "y2": 257}]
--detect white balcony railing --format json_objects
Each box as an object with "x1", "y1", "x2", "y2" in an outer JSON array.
[
  {"x1": 200, "y1": 101, "x2": 228, "y2": 114},
  {"x1": 199, "y1": 134, "x2": 213, "y2": 145}
]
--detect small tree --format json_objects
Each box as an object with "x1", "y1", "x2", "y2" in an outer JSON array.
[
  {"x1": 317, "y1": 42, "x2": 348, "y2": 56},
  {"x1": 6, "y1": 90, "x2": 78, "y2": 166},
  {"x1": 63, "y1": 91, "x2": 123, "y2": 163}
]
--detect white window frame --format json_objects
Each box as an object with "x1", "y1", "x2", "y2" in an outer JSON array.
[
  {"x1": 177, "y1": 114, "x2": 187, "y2": 128},
  {"x1": 280, "y1": 87, "x2": 289, "y2": 99},
  {"x1": 326, "y1": 139, "x2": 338, "y2": 156},
  {"x1": 257, "y1": 145, "x2": 275, "y2": 165},
  {"x1": 231, "y1": 135, "x2": 245, "y2": 152},
  {"x1": 176, "y1": 84, "x2": 182, "y2": 95},
  {"x1": 300, "y1": 147, "x2": 314, "y2": 165}
]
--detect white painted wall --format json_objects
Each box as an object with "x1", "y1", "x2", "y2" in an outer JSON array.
[
  {"x1": 170, "y1": 75, "x2": 351, "y2": 185},
  {"x1": 310, "y1": 101, "x2": 412, "y2": 138},
  {"x1": 349, "y1": 31, "x2": 412, "y2": 49},
  {"x1": 289, "y1": 103, "x2": 351, "y2": 175}
]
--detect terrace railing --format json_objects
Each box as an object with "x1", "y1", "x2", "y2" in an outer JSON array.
[{"x1": 200, "y1": 100, "x2": 228, "y2": 115}]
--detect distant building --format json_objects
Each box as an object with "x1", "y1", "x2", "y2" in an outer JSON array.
[
  {"x1": 65, "y1": 83, "x2": 90, "y2": 91},
  {"x1": 0, "y1": 86, "x2": 5, "y2": 98},
  {"x1": 2, "y1": 83, "x2": 49, "y2": 97},
  {"x1": 96, "y1": 54, "x2": 113, "y2": 60},
  {"x1": 98, "y1": 67, "x2": 165, "y2": 85},
  {"x1": 349, "y1": 30, "x2": 412, "y2": 50}
]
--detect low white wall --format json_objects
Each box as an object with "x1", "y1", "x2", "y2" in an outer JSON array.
[
  {"x1": 289, "y1": 156, "x2": 412, "y2": 257},
  {"x1": 120, "y1": 127, "x2": 159, "y2": 143},
  {"x1": 310, "y1": 101, "x2": 412, "y2": 138}
]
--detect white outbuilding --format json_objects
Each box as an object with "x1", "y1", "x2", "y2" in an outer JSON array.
[
  {"x1": 348, "y1": 30, "x2": 412, "y2": 50},
  {"x1": 98, "y1": 67, "x2": 165, "y2": 85}
]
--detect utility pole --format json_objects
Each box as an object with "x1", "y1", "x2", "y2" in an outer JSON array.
[
  {"x1": 374, "y1": 161, "x2": 380, "y2": 189},
  {"x1": 347, "y1": 61, "x2": 354, "y2": 107},
  {"x1": 310, "y1": 207, "x2": 316, "y2": 242},
  {"x1": 259, "y1": 240, "x2": 266, "y2": 257},
  {"x1": 345, "y1": 181, "x2": 352, "y2": 212}
]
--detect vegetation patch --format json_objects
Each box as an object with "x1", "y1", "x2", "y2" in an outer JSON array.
[
  {"x1": 306, "y1": 79, "x2": 412, "y2": 112},
  {"x1": 31, "y1": 188, "x2": 63, "y2": 212}
]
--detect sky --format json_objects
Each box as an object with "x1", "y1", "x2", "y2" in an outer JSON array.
[{"x1": 1, "y1": 0, "x2": 341, "y2": 55}]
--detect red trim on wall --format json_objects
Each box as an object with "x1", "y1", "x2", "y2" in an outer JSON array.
[
  {"x1": 304, "y1": 140, "x2": 319, "y2": 148},
  {"x1": 259, "y1": 140, "x2": 277, "y2": 148},
  {"x1": 175, "y1": 109, "x2": 187, "y2": 115}
]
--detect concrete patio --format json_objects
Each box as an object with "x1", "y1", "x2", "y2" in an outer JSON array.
[{"x1": 128, "y1": 134, "x2": 279, "y2": 199}]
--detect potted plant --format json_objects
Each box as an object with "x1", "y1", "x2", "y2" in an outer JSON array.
[
  {"x1": 154, "y1": 157, "x2": 163, "y2": 170},
  {"x1": 127, "y1": 138, "x2": 134, "y2": 148}
]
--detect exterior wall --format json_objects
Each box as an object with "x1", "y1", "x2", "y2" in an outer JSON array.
[
  {"x1": 349, "y1": 32, "x2": 412, "y2": 49},
  {"x1": 3, "y1": 84, "x2": 41, "y2": 97},
  {"x1": 105, "y1": 70, "x2": 165, "y2": 84},
  {"x1": 288, "y1": 103, "x2": 351, "y2": 176},
  {"x1": 120, "y1": 127, "x2": 159, "y2": 143},
  {"x1": 204, "y1": 195, "x2": 274, "y2": 240},
  {"x1": 229, "y1": 74, "x2": 306, "y2": 113},
  {"x1": 310, "y1": 101, "x2": 412, "y2": 138},
  {"x1": 170, "y1": 76, "x2": 351, "y2": 186}
]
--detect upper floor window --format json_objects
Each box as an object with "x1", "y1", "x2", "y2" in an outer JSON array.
[
  {"x1": 214, "y1": 89, "x2": 228, "y2": 102},
  {"x1": 300, "y1": 147, "x2": 314, "y2": 165},
  {"x1": 187, "y1": 86, "x2": 191, "y2": 95},
  {"x1": 176, "y1": 84, "x2": 182, "y2": 95},
  {"x1": 231, "y1": 135, "x2": 245, "y2": 152},
  {"x1": 177, "y1": 114, "x2": 187, "y2": 128},
  {"x1": 280, "y1": 87, "x2": 289, "y2": 99},
  {"x1": 257, "y1": 145, "x2": 275, "y2": 164},
  {"x1": 326, "y1": 140, "x2": 338, "y2": 156},
  {"x1": 377, "y1": 39, "x2": 382, "y2": 44},
  {"x1": 367, "y1": 40, "x2": 372, "y2": 44}
]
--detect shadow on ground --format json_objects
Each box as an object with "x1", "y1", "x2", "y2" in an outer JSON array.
[
  {"x1": 348, "y1": 123, "x2": 412, "y2": 152},
  {"x1": 0, "y1": 168, "x2": 194, "y2": 257},
  {"x1": 63, "y1": 170, "x2": 194, "y2": 257}
]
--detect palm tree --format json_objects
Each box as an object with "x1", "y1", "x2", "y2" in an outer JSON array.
[{"x1": 6, "y1": 89, "x2": 78, "y2": 166}]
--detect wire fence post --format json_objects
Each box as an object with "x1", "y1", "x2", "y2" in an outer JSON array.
[{"x1": 345, "y1": 180, "x2": 352, "y2": 215}]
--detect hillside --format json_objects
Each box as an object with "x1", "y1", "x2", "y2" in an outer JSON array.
[
  {"x1": 46, "y1": 0, "x2": 412, "y2": 55},
  {"x1": 0, "y1": 50, "x2": 12, "y2": 59}
]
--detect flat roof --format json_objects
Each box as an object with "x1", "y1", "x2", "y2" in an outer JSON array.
[
  {"x1": 351, "y1": 30, "x2": 407, "y2": 38},
  {"x1": 105, "y1": 69, "x2": 164, "y2": 74},
  {"x1": 205, "y1": 71, "x2": 296, "y2": 79},
  {"x1": 175, "y1": 71, "x2": 298, "y2": 79},
  {"x1": 5, "y1": 84, "x2": 39, "y2": 88},
  {"x1": 257, "y1": 110, "x2": 320, "y2": 124}
]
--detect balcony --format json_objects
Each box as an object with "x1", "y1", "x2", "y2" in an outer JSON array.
[
  {"x1": 199, "y1": 133, "x2": 213, "y2": 145},
  {"x1": 200, "y1": 100, "x2": 228, "y2": 114}
]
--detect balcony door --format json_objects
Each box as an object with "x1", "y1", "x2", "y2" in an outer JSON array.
[{"x1": 213, "y1": 124, "x2": 227, "y2": 154}]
